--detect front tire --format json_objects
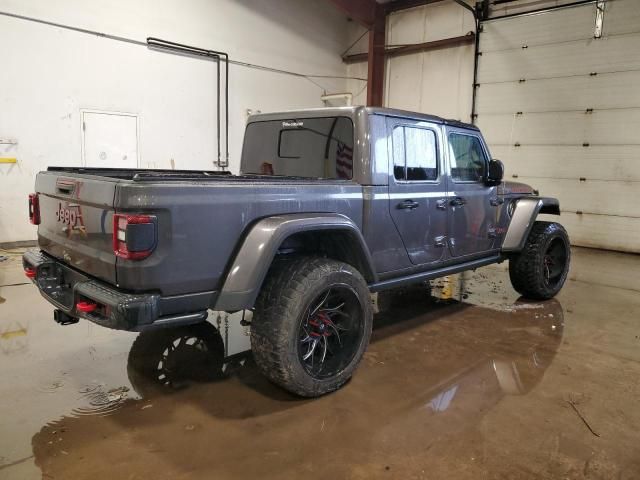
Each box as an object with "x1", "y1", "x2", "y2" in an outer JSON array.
[
  {"x1": 251, "y1": 256, "x2": 373, "y2": 397},
  {"x1": 509, "y1": 221, "x2": 570, "y2": 300}
]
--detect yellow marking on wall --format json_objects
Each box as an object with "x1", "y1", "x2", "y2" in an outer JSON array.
[{"x1": 0, "y1": 158, "x2": 17, "y2": 163}]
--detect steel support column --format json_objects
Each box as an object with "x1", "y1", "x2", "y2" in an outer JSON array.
[{"x1": 367, "y1": 11, "x2": 386, "y2": 107}]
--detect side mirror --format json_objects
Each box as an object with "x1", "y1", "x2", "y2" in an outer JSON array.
[{"x1": 486, "y1": 159, "x2": 504, "y2": 185}]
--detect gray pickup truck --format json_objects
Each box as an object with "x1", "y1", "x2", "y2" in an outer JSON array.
[{"x1": 23, "y1": 106, "x2": 570, "y2": 397}]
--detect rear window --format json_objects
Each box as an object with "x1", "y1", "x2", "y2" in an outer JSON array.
[{"x1": 241, "y1": 117, "x2": 354, "y2": 179}]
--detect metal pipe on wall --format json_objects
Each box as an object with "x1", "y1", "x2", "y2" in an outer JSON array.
[
  {"x1": 2, "y1": 9, "x2": 368, "y2": 171},
  {"x1": 471, "y1": 14, "x2": 481, "y2": 124},
  {"x1": 147, "y1": 38, "x2": 230, "y2": 169}
]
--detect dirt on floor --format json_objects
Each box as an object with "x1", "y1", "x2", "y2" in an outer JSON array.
[{"x1": 1, "y1": 247, "x2": 639, "y2": 479}]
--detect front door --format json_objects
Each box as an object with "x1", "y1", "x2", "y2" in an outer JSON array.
[
  {"x1": 387, "y1": 117, "x2": 448, "y2": 265},
  {"x1": 445, "y1": 128, "x2": 497, "y2": 257}
]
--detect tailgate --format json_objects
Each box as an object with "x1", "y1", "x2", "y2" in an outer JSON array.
[{"x1": 35, "y1": 172, "x2": 117, "y2": 283}]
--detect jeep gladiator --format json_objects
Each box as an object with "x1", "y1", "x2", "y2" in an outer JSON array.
[{"x1": 23, "y1": 106, "x2": 570, "y2": 397}]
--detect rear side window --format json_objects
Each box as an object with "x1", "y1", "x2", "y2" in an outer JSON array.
[
  {"x1": 392, "y1": 126, "x2": 438, "y2": 181},
  {"x1": 241, "y1": 116, "x2": 354, "y2": 180},
  {"x1": 448, "y1": 133, "x2": 487, "y2": 182}
]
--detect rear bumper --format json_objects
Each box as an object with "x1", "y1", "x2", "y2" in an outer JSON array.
[{"x1": 22, "y1": 249, "x2": 212, "y2": 331}]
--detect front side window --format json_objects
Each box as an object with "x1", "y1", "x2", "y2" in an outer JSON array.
[
  {"x1": 241, "y1": 117, "x2": 354, "y2": 180},
  {"x1": 392, "y1": 126, "x2": 438, "y2": 181},
  {"x1": 448, "y1": 133, "x2": 487, "y2": 182}
]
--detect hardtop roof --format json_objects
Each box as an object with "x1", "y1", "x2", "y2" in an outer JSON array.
[{"x1": 248, "y1": 106, "x2": 479, "y2": 131}]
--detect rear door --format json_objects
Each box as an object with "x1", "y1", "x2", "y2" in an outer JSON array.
[
  {"x1": 35, "y1": 172, "x2": 117, "y2": 283},
  {"x1": 387, "y1": 116, "x2": 448, "y2": 265},
  {"x1": 445, "y1": 128, "x2": 497, "y2": 257}
]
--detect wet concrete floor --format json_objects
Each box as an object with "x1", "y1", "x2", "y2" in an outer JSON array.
[{"x1": 1, "y1": 247, "x2": 639, "y2": 479}]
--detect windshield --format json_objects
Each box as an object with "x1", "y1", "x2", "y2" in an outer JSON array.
[{"x1": 241, "y1": 116, "x2": 354, "y2": 179}]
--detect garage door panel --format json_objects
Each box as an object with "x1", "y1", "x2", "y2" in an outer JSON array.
[
  {"x1": 489, "y1": 0, "x2": 595, "y2": 22},
  {"x1": 489, "y1": 145, "x2": 640, "y2": 183},
  {"x1": 481, "y1": 5, "x2": 594, "y2": 52},
  {"x1": 476, "y1": 70, "x2": 640, "y2": 114},
  {"x1": 540, "y1": 212, "x2": 640, "y2": 253},
  {"x1": 478, "y1": 1, "x2": 640, "y2": 252},
  {"x1": 604, "y1": 0, "x2": 640, "y2": 37},
  {"x1": 482, "y1": 0, "x2": 640, "y2": 54},
  {"x1": 517, "y1": 177, "x2": 639, "y2": 218},
  {"x1": 479, "y1": 109, "x2": 640, "y2": 145},
  {"x1": 478, "y1": 33, "x2": 640, "y2": 84},
  {"x1": 476, "y1": 115, "x2": 517, "y2": 144}
]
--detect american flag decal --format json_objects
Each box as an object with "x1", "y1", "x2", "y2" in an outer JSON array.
[{"x1": 336, "y1": 142, "x2": 353, "y2": 179}]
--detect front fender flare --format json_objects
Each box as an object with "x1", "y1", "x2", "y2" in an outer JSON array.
[
  {"x1": 502, "y1": 197, "x2": 560, "y2": 252},
  {"x1": 214, "y1": 213, "x2": 375, "y2": 311}
]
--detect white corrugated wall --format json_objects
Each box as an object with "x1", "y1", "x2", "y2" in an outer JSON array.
[{"x1": 345, "y1": 1, "x2": 476, "y2": 122}]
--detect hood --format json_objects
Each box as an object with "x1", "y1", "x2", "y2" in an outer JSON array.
[{"x1": 499, "y1": 181, "x2": 536, "y2": 196}]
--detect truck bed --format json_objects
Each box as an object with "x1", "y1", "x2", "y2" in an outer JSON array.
[
  {"x1": 35, "y1": 168, "x2": 364, "y2": 299},
  {"x1": 46, "y1": 166, "x2": 353, "y2": 183}
]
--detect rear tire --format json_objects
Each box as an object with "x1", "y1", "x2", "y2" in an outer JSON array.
[
  {"x1": 251, "y1": 256, "x2": 373, "y2": 397},
  {"x1": 508, "y1": 221, "x2": 570, "y2": 300}
]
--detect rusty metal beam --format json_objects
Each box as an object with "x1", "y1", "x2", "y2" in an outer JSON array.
[
  {"x1": 367, "y1": 11, "x2": 386, "y2": 106},
  {"x1": 326, "y1": 0, "x2": 384, "y2": 105},
  {"x1": 327, "y1": 0, "x2": 377, "y2": 26},
  {"x1": 343, "y1": 33, "x2": 475, "y2": 64},
  {"x1": 328, "y1": 0, "x2": 478, "y2": 106}
]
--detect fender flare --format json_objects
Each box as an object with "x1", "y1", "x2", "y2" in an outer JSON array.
[
  {"x1": 502, "y1": 197, "x2": 560, "y2": 252},
  {"x1": 214, "y1": 213, "x2": 376, "y2": 311}
]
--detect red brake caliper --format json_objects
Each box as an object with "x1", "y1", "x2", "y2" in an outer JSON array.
[{"x1": 309, "y1": 312, "x2": 332, "y2": 337}]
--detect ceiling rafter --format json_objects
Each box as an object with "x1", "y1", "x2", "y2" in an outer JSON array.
[
  {"x1": 383, "y1": 0, "x2": 450, "y2": 14},
  {"x1": 327, "y1": 0, "x2": 378, "y2": 27}
]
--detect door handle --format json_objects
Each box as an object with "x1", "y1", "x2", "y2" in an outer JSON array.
[
  {"x1": 490, "y1": 197, "x2": 504, "y2": 206},
  {"x1": 436, "y1": 199, "x2": 447, "y2": 210},
  {"x1": 450, "y1": 197, "x2": 466, "y2": 207},
  {"x1": 397, "y1": 199, "x2": 420, "y2": 210}
]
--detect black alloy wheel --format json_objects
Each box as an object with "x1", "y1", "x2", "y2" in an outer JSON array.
[{"x1": 298, "y1": 285, "x2": 364, "y2": 380}]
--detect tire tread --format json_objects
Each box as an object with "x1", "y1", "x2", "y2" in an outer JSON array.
[
  {"x1": 251, "y1": 256, "x2": 372, "y2": 397},
  {"x1": 508, "y1": 221, "x2": 570, "y2": 300}
]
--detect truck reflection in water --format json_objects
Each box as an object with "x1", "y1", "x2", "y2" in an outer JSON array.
[
  {"x1": 126, "y1": 287, "x2": 563, "y2": 408},
  {"x1": 32, "y1": 287, "x2": 564, "y2": 478}
]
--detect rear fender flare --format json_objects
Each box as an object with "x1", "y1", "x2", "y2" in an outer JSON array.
[
  {"x1": 502, "y1": 197, "x2": 560, "y2": 252},
  {"x1": 214, "y1": 213, "x2": 376, "y2": 311}
]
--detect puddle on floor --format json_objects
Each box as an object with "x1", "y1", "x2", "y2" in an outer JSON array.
[{"x1": 1, "y1": 254, "x2": 640, "y2": 479}]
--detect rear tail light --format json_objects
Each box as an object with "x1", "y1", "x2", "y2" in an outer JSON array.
[
  {"x1": 25, "y1": 267, "x2": 37, "y2": 279},
  {"x1": 112, "y1": 214, "x2": 157, "y2": 260},
  {"x1": 76, "y1": 301, "x2": 98, "y2": 313},
  {"x1": 28, "y1": 193, "x2": 40, "y2": 225}
]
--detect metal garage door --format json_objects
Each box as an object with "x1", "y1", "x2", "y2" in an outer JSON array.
[{"x1": 476, "y1": 0, "x2": 640, "y2": 253}]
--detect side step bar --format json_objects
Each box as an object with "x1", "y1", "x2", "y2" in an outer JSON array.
[{"x1": 369, "y1": 255, "x2": 502, "y2": 292}]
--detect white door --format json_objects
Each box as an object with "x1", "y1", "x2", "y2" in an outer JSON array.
[
  {"x1": 476, "y1": 0, "x2": 640, "y2": 253},
  {"x1": 82, "y1": 110, "x2": 138, "y2": 168}
]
